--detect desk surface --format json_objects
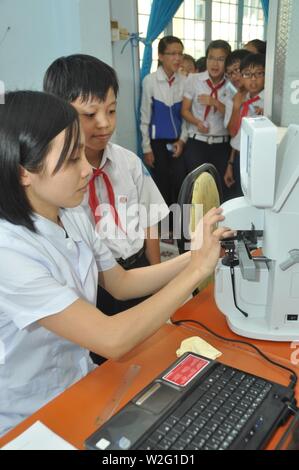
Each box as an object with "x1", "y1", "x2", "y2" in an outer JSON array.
[{"x1": 1, "y1": 285, "x2": 298, "y2": 450}]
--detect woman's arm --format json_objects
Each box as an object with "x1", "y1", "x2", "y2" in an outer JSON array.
[
  {"x1": 39, "y1": 208, "x2": 233, "y2": 360},
  {"x1": 99, "y1": 250, "x2": 191, "y2": 300}
]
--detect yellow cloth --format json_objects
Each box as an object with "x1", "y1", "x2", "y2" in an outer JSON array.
[
  {"x1": 191, "y1": 172, "x2": 220, "y2": 292},
  {"x1": 176, "y1": 336, "x2": 222, "y2": 360}
]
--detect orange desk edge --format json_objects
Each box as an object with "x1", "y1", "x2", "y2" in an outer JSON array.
[{"x1": 0, "y1": 285, "x2": 298, "y2": 450}]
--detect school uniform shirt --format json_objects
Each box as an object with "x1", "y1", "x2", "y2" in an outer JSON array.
[
  {"x1": 183, "y1": 70, "x2": 229, "y2": 138},
  {"x1": 140, "y1": 66, "x2": 188, "y2": 154},
  {"x1": 81, "y1": 142, "x2": 169, "y2": 261},
  {"x1": 0, "y1": 207, "x2": 116, "y2": 437},
  {"x1": 224, "y1": 90, "x2": 264, "y2": 151}
]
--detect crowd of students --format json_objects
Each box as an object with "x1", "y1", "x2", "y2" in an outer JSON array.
[
  {"x1": 0, "y1": 33, "x2": 266, "y2": 437},
  {"x1": 141, "y1": 36, "x2": 266, "y2": 219}
]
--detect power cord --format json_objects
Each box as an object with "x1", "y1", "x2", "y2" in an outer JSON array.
[{"x1": 172, "y1": 318, "x2": 298, "y2": 391}]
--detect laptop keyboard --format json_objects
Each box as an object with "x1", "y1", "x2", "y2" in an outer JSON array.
[{"x1": 137, "y1": 364, "x2": 273, "y2": 450}]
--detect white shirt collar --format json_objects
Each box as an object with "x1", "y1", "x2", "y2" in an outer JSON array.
[
  {"x1": 33, "y1": 210, "x2": 83, "y2": 243},
  {"x1": 92, "y1": 142, "x2": 116, "y2": 171},
  {"x1": 157, "y1": 66, "x2": 177, "y2": 83}
]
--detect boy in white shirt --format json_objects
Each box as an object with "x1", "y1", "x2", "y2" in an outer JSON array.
[
  {"x1": 182, "y1": 40, "x2": 231, "y2": 201},
  {"x1": 222, "y1": 49, "x2": 250, "y2": 197},
  {"x1": 140, "y1": 36, "x2": 188, "y2": 240},
  {"x1": 224, "y1": 53, "x2": 265, "y2": 197},
  {"x1": 44, "y1": 55, "x2": 169, "y2": 364}
]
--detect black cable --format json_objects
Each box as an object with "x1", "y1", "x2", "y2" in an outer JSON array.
[
  {"x1": 230, "y1": 265, "x2": 249, "y2": 318},
  {"x1": 171, "y1": 318, "x2": 298, "y2": 390}
]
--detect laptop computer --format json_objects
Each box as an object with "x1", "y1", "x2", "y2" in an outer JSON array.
[{"x1": 85, "y1": 352, "x2": 296, "y2": 451}]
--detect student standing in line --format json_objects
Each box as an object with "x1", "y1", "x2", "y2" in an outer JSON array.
[
  {"x1": 223, "y1": 49, "x2": 250, "y2": 197},
  {"x1": 0, "y1": 90, "x2": 232, "y2": 437},
  {"x1": 243, "y1": 39, "x2": 266, "y2": 55},
  {"x1": 195, "y1": 56, "x2": 207, "y2": 73},
  {"x1": 224, "y1": 53, "x2": 265, "y2": 196},
  {"x1": 44, "y1": 55, "x2": 169, "y2": 364},
  {"x1": 140, "y1": 36, "x2": 188, "y2": 240},
  {"x1": 182, "y1": 40, "x2": 231, "y2": 201},
  {"x1": 179, "y1": 54, "x2": 197, "y2": 77}
]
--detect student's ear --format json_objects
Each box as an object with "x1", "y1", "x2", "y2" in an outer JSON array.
[{"x1": 19, "y1": 166, "x2": 32, "y2": 187}]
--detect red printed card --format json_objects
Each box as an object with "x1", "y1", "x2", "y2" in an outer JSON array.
[{"x1": 162, "y1": 354, "x2": 210, "y2": 387}]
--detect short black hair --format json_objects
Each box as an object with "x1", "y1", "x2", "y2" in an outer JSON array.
[
  {"x1": 225, "y1": 49, "x2": 251, "y2": 70},
  {"x1": 182, "y1": 53, "x2": 196, "y2": 67},
  {"x1": 240, "y1": 53, "x2": 266, "y2": 72},
  {"x1": 195, "y1": 56, "x2": 207, "y2": 73},
  {"x1": 244, "y1": 39, "x2": 267, "y2": 55},
  {"x1": 43, "y1": 54, "x2": 119, "y2": 103},
  {"x1": 206, "y1": 40, "x2": 231, "y2": 57},
  {"x1": 158, "y1": 36, "x2": 184, "y2": 55},
  {"x1": 0, "y1": 91, "x2": 80, "y2": 232}
]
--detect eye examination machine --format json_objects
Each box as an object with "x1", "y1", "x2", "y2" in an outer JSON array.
[{"x1": 215, "y1": 116, "x2": 299, "y2": 341}]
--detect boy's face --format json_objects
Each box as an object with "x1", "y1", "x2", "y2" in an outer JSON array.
[
  {"x1": 179, "y1": 59, "x2": 196, "y2": 76},
  {"x1": 158, "y1": 42, "x2": 184, "y2": 76},
  {"x1": 241, "y1": 65, "x2": 265, "y2": 96},
  {"x1": 206, "y1": 48, "x2": 227, "y2": 82},
  {"x1": 225, "y1": 60, "x2": 242, "y2": 89},
  {"x1": 72, "y1": 87, "x2": 117, "y2": 155}
]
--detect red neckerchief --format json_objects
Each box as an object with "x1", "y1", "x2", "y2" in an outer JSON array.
[
  {"x1": 88, "y1": 168, "x2": 125, "y2": 233},
  {"x1": 236, "y1": 95, "x2": 260, "y2": 133},
  {"x1": 167, "y1": 76, "x2": 175, "y2": 87},
  {"x1": 204, "y1": 78, "x2": 226, "y2": 120}
]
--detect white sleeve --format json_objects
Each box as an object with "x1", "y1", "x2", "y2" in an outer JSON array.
[
  {"x1": 67, "y1": 207, "x2": 117, "y2": 272},
  {"x1": 132, "y1": 157, "x2": 169, "y2": 228},
  {"x1": 92, "y1": 233, "x2": 117, "y2": 271},
  {"x1": 224, "y1": 98, "x2": 233, "y2": 129},
  {"x1": 180, "y1": 118, "x2": 189, "y2": 142},
  {"x1": 0, "y1": 248, "x2": 79, "y2": 330},
  {"x1": 140, "y1": 75, "x2": 153, "y2": 154}
]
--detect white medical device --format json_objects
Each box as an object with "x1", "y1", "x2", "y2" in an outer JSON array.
[{"x1": 215, "y1": 117, "x2": 299, "y2": 341}]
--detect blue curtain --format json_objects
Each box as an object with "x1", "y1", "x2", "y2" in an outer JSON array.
[
  {"x1": 261, "y1": 0, "x2": 269, "y2": 23},
  {"x1": 140, "y1": 0, "x2": 184, "y2": 81}
]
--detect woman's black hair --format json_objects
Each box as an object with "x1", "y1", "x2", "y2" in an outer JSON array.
[
  {"x1": 0, "y1": 90, "x2": 80, "y2": 232},
  {"x1": 225, "y1": 49, "x2": 251, "y2": 70},
  {"x1": 43, "y1": 54, "x2": 119, "y2": 103},
  {"x1": 240, "y1": 53, "x2": 266, "y2": 72},
  {"x1": 244, "y1": 39, "x2": 267, "y2": 55},
  {"x1": 206, "y1": 40, "x2": 231, "y2": 57}
]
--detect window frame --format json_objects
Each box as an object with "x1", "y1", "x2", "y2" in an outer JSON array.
[{"x1": 137, "y1": 0, "x2": 266, "y2": 70}]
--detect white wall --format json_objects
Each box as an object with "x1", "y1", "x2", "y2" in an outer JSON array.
[
  {"x1": 0, "y1": 0, "x2": 81, "y2": 90},
  {"x1": 0, "y1": 0, "x2": 138, "y2": 151},
  {"x1": 80, "y1": 0, "x2": 113, "y2": 65},
  {"x1": 110, "y1": 0, "x2": 139, "y2": 153}
]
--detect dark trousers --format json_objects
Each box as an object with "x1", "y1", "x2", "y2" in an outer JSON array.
[
  {"x1": 90, "y1": 251, "x2": 150, "y2": 365},
  {"x1": 150, "y1": 139, "x2": 187, "y2": 208},
  {"x1": 183, "y1": 138, "x2": 231, "y2": 202}
]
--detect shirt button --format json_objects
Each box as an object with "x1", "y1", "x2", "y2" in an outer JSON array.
[{"x1": 67, "y1": 241, "x2": 74, "y2": 250}]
